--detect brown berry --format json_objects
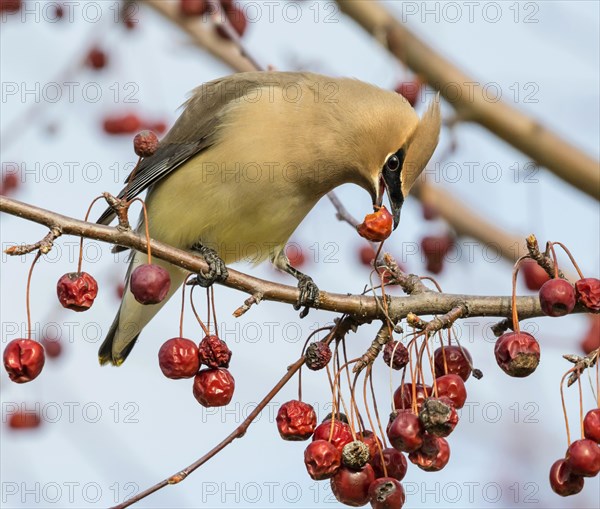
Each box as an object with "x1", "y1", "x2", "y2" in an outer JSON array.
[
  {"x1": 330, "y1": 465, "x2": 375, "y2": 507},
  {"x1": 57, "y1": 272, "x2": 98, "y2": 311},
  {"x1": 3, "y1": 339, "x2": 45, "y2": 383},
  {"x1": 583, "y1": 409, "x2": 600, "y2": 443},
  {"x1": 575, "y1": 278, "x2": 600, "y2": 311},
  {"x1": 368, "y1": 477, "x2": 406, "y2": 509},
  {"x1": 565, "y1": 439, "x2": 600, "y2": 477},
  {"x1": 130, "y1": 264, "x2": 171, "y2": 304},
  {"x1": 133, "y1": 130, "x2": 159, "y2": 157},
  {"x1": 192, "y1": 368, "x2": 234, "y2": 407},
  {"x1": 494, "y1": 332, "x2": 540, "y2": 377},
  {"x1": 158, "y1": 337, "x2": 200, "y2": 379},
  {"x1": 198, "y1": 335, "x2": 232, "y2": 368},
  {"x1": 342, "y1": 440, "x2": 371, "y2": 470},
  {"x1": 305, "y1": 341, "x2": 332, "y2": 370},
  {"x1": 549, "y1": 459, "x2": 584, "y2": 497},
  {"x1": 276, "y1": 400, "x2": 317, "y2": 441},
  {"x1": 357, "y1": 206, "x2": 393, "y2": 242},
  {"x1": 383, "y1": 341, "x2": 408, "y2": 370},
  {"x1": 304, "y1": 440, "x2": 341, "y2": 480},
  {"x1": 433, "y1": 345, "x2": 472, "y2": 381},
  {"x1": 419, "y1": 397, "x2": 459, "y2": 437},
  {"x1": 539, "y1": 279, "x2": 576, "y2": 317}
]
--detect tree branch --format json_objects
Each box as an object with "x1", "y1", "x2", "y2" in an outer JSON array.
[
  {"x1": 1, "y1": 196, "x2": 595, "y2": 323},
  {"x1": 336, "y1": 0, "x2": 600, "y2": 200}
]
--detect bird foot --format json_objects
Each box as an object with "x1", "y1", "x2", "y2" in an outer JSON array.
[
  {"x1": 190, "y1": 244, "x2": 228, "y2": 287},
  {"x1": 294, "y1": 275, "x2": 320, "y2": 318}
]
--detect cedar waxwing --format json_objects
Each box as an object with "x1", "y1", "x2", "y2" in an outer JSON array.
[{"x1": 97, "y1": 71, "x2": 441, "y2": 366}]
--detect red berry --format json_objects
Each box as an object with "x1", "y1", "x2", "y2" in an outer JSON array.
[
  {"x1": 421, "y1": 202, "x2": 439, "y2": 221},
  {"x1": 148, "y1": 121, "x2": 167, "y2": 134},
  {"x1": 549, "y1": 459, "x2": 584, "y2": 497},
  {"x1": 387, "y1": 410, "x2": 424, "y2": 453},
  {"x1": 133, "y1": 130, "x2": 159, "y2": 157},
  {"x1": 198, "y1": 335, "x2": 232, "y2": 368},
  {"x1": 305, "y1": 341, "x2": 332, "y2": 370},
  {"x1": 53, "y1": 4, "x2": 64, "y2": 19},
  {"x1": 408, "y1": 434, "x2": 450, "y2": 471},
  {"x1": 494, "y1": 332, "x2": 540, "y2": 377},
  {"x1": 216, "y1": 5, "x2": 248, "y2": 39},
  {"x1": 357, "y1": 206, "x2": 393, "y2": 242},
  {"x1": 130, "y1": 264, "x2": 171, "y2": 304},
  {"x1": 8, "y1": 410, "x2": 42, "y2": 430},
  {"x1": 581, "y1": 316, "x2": 600, "y2": 354},
  {"x1": 575, "y1": 278, "x2": 600, "y2": 311},
  {"x1": 395, "y1": 80, "x2": 422, "y2": 107},
  {"x1": 41, "y1": 338, "x2": 62, "y2": 359},
  {"x1": 539, "y1": 279, "x2": 576, "y2": 317},
  {"x1": 382, "y1": 341, "x2": 409, "y2": 370},
  {"x1": 180, "y1": 0, "x2": 209, "y2": 16},
  {"x1": 358, "y1": 245, "x2": 376, "y2": 267},
  {"x1": 371, "y1": 448, "x2": 407, "y2": 481},
  {"x1": 313, "y1": 420, "x2": 354, "y2": 453},
  {"x1": 419, "y1": 397, "x2": 459, "y2": 437},
  {"x1": 583, "y1": 409, "x2": 600, "y2": 443},
  {"x1": 521, "y1": 259, "x2": 550, "y2": 291},
  {"x1": 368, "y1": 477, "x2": 406, "y2": 509},
  {"x1": 330, "y1": 465, "x2": 375, "y2": 507},
  {"x1": 1, "y1": 172, "x2": 19, "y2": 194},
  {"x1": 86, "y1": 47, "x2": 107, "y2": 70},
  {"x1": 57, "y1": 272, "x2": 98, "y2": 311},
  {"x1": 276, "y1": 400, "x2": 317, "y2": 441},
  {"x1": 192, "y1": 368, "x2": 235, "y2": 407},
  {"x1": 285, "y1": 245, "x2": 306, "y2": 268},
  {"x1": 3, "y1": 339, "x2": 45, "y2": 383},
  {"x1": 158, "y1": 338, "x2": 200, "y2": 379},
  {"x1": 116, "y1": 282, "x2": 125, "y2": 299},
  {"x1": 393, "y1": 383, "x2": 431, "y2": 412},
  {"x1": 103, "y1": 114, "x2": 141, "y2": 135},
  {"x1": 433, "y1": 345, "x2": 472, "y2": 381},
  {"x1": 421, "y1": 235, "x2": 453, "y2": 274},
  {"x1": 435, "y1": 374, "x2": 467, "y2": 409},
  {"x1": 565, "y1": 439, "x2": 600, "y2": 477},
  {"x1": 304, "y1": 440, "x2": 341, "y2": 480},
  {"x1": 0, "y1": 0, "x2": 21, "y2": 14},
  {"x1": 358, "y1": 430, "x2": 382, "y2": 466}
]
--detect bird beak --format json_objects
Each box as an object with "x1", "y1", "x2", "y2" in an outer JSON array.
[{"x1": 377, "y1": 172, "x2": 404, "y2": 230}]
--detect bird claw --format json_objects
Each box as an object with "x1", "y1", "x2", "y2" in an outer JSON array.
[
  {"x1": 293, "y1": 276, "x2": 319, "y2": 318},
  {"x1": 190, "y1": 244, "x2": 228, "y2": 288}
]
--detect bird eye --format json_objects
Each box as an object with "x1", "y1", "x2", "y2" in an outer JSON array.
[{"x1": 386, "y1": 155, "x2": 400, "y2": 171}]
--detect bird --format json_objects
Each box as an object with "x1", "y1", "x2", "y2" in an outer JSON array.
[{"x1": 97, "y1": 71, "x2": 441, "y2": 366}]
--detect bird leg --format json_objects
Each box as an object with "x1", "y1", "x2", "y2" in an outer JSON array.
[
  {"x1": 272, "y1": 250, "x2": 320, "y2": 318},
  {"x1": 190, "y1": 243, "x2": 229, "y2": 287}
]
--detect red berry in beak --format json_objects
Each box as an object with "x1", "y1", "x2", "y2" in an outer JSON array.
[{"x1": 357, "y1": 206, "x2": 393, "y2": 242}]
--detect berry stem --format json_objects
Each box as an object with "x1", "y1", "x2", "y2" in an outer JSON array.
[
  {"x1": 210, "y1": 286, "x2": 219, "y2": 337},
  {"x1": 546, "y1": 242, "x2": 560, "y2": 280},
  {"x1": 551, "y1": 241, "x2": 584, "y2": 279},
  {"x1": 25, "y1": 251, "x2": 42, "y2": 340},
  {"x1": 511, "y1": 256, "x2": 530, "y2": 333},
  {"x1": 362, "y1": 366, "x2": 386, "y2": 476},
  {"x1": 560, "y1": 369, "x2": 573, "y2": 447},
  {"x1": 78, "y1": 195, "x2": 103, "y2": 273},
  {"x1": 577, "y1": 371, "x2": 584, "y2": 438},
  {"x1": 190, "y1": 285, "x2": 210, "y2": 336},
  {"x1": 369, "y1": 366, "x2": 389, "y2": 449},
  {"x1": 130, "y1": 198, "x2": 152, "y2": 265}
]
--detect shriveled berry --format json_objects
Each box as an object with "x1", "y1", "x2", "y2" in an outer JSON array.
[
  {"x1": 304, "y1": 440, "x2": 341, "y2": 480},
  {"x1": 583, "y1": 409, "x2": 600, "y2": 443},
  {"x1": 549, "y1": 459, "x2": 584, "y2": 496},
  {"x1": 521, "y1": 259, "x2": 550, "y2": 291},
  {"x1": 342, "y1": 440, "x2": 371, "y2": 470},
  {"x1": 8, "y1": 410, "x2": 42, "y2": 430},
  {"x1": 408, "y1": 434, "x2": 450, "y2": 472},
  {"x1": 393, "y1": 383, "x2": 431, "y2": 412},
  {"x1": 395, "y1": 79, "x2": 422, "y2": 107},
  {"x1": 419, "y1": 397, "x2": 459, "y2": 437},
  {"x1": 368, "y1": 477, "x2": 406, "y2": 509},
  {"x1": 158, "y1": 337, "x2": 200, "y2": 379},
  {"x1": 371, "y1": 448, "x2": 407, "y2": 481},
  {"x1": 575, "y1": 278, "x2": 600, "y2": 311},
  {"x1": 387, "y1": 410, "x2": 424, "y2": 453},
  {"x1": 192, "y1": 368, "x2": 234, "y2": 407},
  {"x1": 313, "y1": 420, "x2": 354, "y2": 453},
  {"x1": 330, "y1": 465, "x2": 375, "y2": 507},
  {"x1": 57, "y1": 272, "x2": 98, "y2": 311},
  {"x1": 435, "y1": 374, "x2": 467, "y2": 409},
  {"x1": 133, "y1": 130, "x2": 159, "y2": 157},
  {"x1": 3, "y1": 339, "x2": 45, "y2": 383},
  {"x1": 383, "y1": 341, "x2": 408, "y2": 370},
  {"x1": 130, "y1": 264, "x2": 171, "y2": 304},
  {"x1": 276, "y1": 400, "x2": 317, "y2": 441},
  {"x1": 86, "y1": 47, "x2": 107, "y2": 70},
  {"x1": 305, "y1": 341, "x2": 332, "y2": 370},
  {"x1": 565, "y1": 439, "x2": 600, "y2": 477},
  {"x1": 433, "y1": 345, "x2": 472, "y2": 381},
  {"x1": 357, "y1": 206, "x2": 393, "y2": 242},
  {"x1": 539, "y1": 279, "x2": 576, "y2": 317},
  {"x1": 494, "y1": 332, "x2": 540, "y2": 377},
  {"x1": 198, "y1": 335, "x2": 231, "y2": 368}
]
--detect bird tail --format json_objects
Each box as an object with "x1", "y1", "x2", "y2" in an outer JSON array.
[{"x1": 98, "y1": 250, "x2": 188, "y2": 366}]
